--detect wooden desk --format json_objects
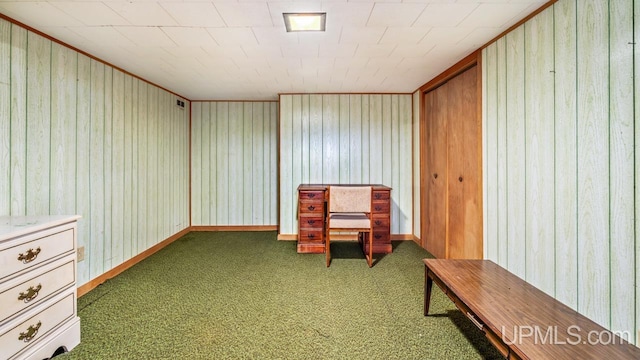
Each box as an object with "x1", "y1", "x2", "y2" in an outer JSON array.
[
  {"x1": 423, "y1": 259, "x2": 640, "y2": 359},
  {"x1": 297, "y1": 184, "x2": 392, "y2": 254}
]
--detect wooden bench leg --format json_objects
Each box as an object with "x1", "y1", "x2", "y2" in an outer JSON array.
[{"x1": 424, "y1": 266, "x2": 433, "y2": 316}]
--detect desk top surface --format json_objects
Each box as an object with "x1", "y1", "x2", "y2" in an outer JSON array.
[
  {"x1": 298, "y1": 184, "x2": 391, "y2": 191},
  {"x1": 423, "y1": 259, "x2": 640, "y2": 359}
]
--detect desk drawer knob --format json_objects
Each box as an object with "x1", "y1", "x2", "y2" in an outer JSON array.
[
  {"x1": 307, "y1": 233, "x2": 315, "y2": 239},
  {"x1": 18, "y1": 247, "x2": 41, "y2": 264},
  {"x1": 19, "y1": 321, "x2": 41, "y2": 342},
  {"x1": 374, "y1": 193, "x2": 382, "y2": 199},
  {"x1": 374, "y1": 234, "x2": 382, "y2": 239},
  {"x1": 374, "y1": 220, "x2": 382, "y2": 226},
  {"x1": 307, "y1": 205, "x2": 315, "y2": 211},
  {"x1": 307, "y1": 219, "x2": 316, "y2": 225},
  {"x1": 374, "y1": 206, "x2": 382, "y2": 211},
  {"x1": 18, "y1": 284, "x2": 42, "y2": 303},
  {"x1": 307, "y1": 193, "x2": 316, "y2": 198}
]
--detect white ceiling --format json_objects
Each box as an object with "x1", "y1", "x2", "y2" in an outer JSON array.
[{"x1": 0, "y1": 0, "x2": 547, "y2": 100}]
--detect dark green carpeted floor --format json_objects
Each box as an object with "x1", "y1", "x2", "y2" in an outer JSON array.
[{"x1": 59, "y1": 231, "x2": 503, "y2": 359}]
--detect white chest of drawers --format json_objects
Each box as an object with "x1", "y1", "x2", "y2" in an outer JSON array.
[{"x1": 0, "y1": 215, "x2": 81, "y2": 360}]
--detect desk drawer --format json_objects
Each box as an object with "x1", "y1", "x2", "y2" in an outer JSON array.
[
  {"x1": 299, "y1": 191, "x2": 324, "y2": 201},
  {"x1": 0, "y1": 290, "x2": 75, "y2": 360},
  {"x1": 298, "y1": 229, "x2": 323, "y2": 244},
  {"x1": 299, "y1": 216, "x2": 324, "y2": 230},
  {"x1": 0, "y1": 229, "x2": 75, "y2": 282},
  {"x1": 372, "y1": 216, "x2": 390, "y2": 228},
  {"x1": 0, "y1": 255, "x2": 75, "y2": 324},
  {"x1": 299, "y1": 200, "x2": 324, "y2": 214},
  {"x1": 372, "y1": 202, "x2": 390, "y2": 214},
  {"x1": 372, "y1": 191, "x2": 390, "y2": 201}
]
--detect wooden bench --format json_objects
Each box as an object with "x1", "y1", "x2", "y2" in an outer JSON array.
[{"x1": 423, "y1": 259, "x2": 640, "y2": 359}]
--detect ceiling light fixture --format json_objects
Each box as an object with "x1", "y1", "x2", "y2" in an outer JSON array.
[{"x1": 283, "y1": 12, "x2": 326, "y2": 32}]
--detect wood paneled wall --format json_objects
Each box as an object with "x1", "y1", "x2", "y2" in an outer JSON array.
[
  {"x1": 0, "y1": 19, "x2": 190, "y2": 287},
  {"x1": 190, "y1": 101, "x2": 278, "y2": 226},
  {"x1": 483, "y1": 0, "x2": 638, "y2": 344},
  {"x1": 278, "y1": 94, "x2": 413, "y2": 237}
]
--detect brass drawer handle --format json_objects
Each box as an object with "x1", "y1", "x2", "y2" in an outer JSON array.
[
  {"x1": 307, "y1": 193, "x2": 316, "y2": 198},
  {"x1": 374, "y1": 220, "x2": 382, "y2": 226},
  {"x1": 374, "y1": 234, "x2": 382, "y2": 239},
  {"x1": 374, "y1": 206, "x2": 382, "y2": 211},
  {"x1": 18, "y1": 284, "x2": 42, "y2": 303},
  {"x1": 307, "y1": 233, "x2": 315, "y2": 239},
  {"x1": 18, "y1": 247, "x2": 41, "y2": 264},
  {"x1": 374, "y1": 193, "x2": 382, "y2": 199},
  {"x1": 466, "y1": 312, "x2": 483, "y2": 331},
  {"x1": 19, "y1": 321, "x2": 41, "y2": 342},
  {"x1": 307, "y1": 219, "x2": 316, "y2": 225},
  {"x1": 307, "y1": 205, "x2": 315, "y2": 211}
]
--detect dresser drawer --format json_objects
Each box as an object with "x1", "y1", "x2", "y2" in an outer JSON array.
[
  {"x1": 0, "y1": 290, "x2": 76, "y2": 360},
  {"x1": 0, "y1": 228, "x2": 75, "y2": 282},
  {"x1": 0, "y1": 255, "x2": 75, "y2": 324}
]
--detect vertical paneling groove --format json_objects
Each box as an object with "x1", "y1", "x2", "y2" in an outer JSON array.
[
  {"x1": 577, "y1": 0, "x2": 610, "y2": 327},
  {"x1": 484, "y1": 0, "x2": 639, "y2": 343},
  {"x1": 635, "y1": 0, "x2": 640, "y2": 345},
  {"x1": 26, "y1": 32, "x2": 51, "y2": 216},
  {"x1": 505, "y1": 27, "x2": 527, "y2": 279},
  {"x1": 10, "y1": 26, "x2": 26, "y2": 216},
  {"x1": 0, "y1": 19, "x2": 9, "y2": 215},
  {"x1": 75, "y1": 54, "x2": 91, "y2": 285},
  {"x1": 208, "y1": 102, "x2": 217, "y2": 225},
  {"x1": 278, "y1": 94, "x2": 413, "y2": 236},
  {"x1": 190, "y1": 101, "x2": 278, "y2": 226},
  {"x1": 609, "y1": 0, "x2": 635, "y2": 339},
  {"x1": 200, "y1": 102, "x2": 210, "y2": 225},
  {"x1": 524, "y1": 7, "x2": 556, "y2": 295},
  {"x1": 191, "y1": 103, "x2": 202, "y2": 225},
  {"x1": 391, "y1": 95, "x2": 400, "y2": 234},
  {"x1": 399, "y1": 95, "x2": 412, "y2": 235},
  {"x1": 103, "y1": 66, "x2": 112, "y2": 270},
  {"x1": 89, "y1": 60, "x2": 105, "y2": 280},
  {"x1": 111, "y1": 70, "x2": 124, "y2": 268},
  {"x1": 485, "y1": 43, "x2": 499, "y2": 262},
  {"x1": 413, "y1": 91, "x2": 421, "y2": 239},
  {"x1": 553, "y1": 0, "x2": 578, "y2": 308},
  {"x1": 50, "y1": 43, "x2": 77, "y2": 217},
  {"x1": 242, "y1": 103, "x2": 253, "y2": 224},
  {"x1": 496, "y1": 38, "x2": 508, "y2": 266}
]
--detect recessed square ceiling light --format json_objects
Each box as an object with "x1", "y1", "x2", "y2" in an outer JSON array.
[{"x1": 283, "y1": 12, "x2": 326, "y2": 32}]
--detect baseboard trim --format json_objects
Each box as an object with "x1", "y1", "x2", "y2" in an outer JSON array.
[
  {"x1": 77, "y1": 227, "x2": 191, "y2": 298},
  {"x1": 191, "y1": 225, "x2": 277, "y2": 232},
  {"x1": 391, "y1": 234, "x2": 415, "y2": 241},
  {"x1": 277, "y1": 234, "x2": 298, "y2": 241}
]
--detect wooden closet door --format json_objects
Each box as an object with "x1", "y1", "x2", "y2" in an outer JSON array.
[
  {"x1": 447, "y1": 66, "x2": 482, "y2": 259},
  {"x1": 423, "y1": 87, "x2": 448, "y2": 259}
]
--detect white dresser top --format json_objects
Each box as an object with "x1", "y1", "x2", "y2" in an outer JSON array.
[{"x1": 0, "y1": 215, "x2": 81, "y2": 242}]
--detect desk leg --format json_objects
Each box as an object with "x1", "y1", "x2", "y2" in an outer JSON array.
[{"x1": 424, "y1": 267, "x2": 433, "y2": 316}]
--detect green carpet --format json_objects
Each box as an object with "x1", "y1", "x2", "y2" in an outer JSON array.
[{"x1": 59, "y1": 231, "x2": 502, "y2": 359}]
